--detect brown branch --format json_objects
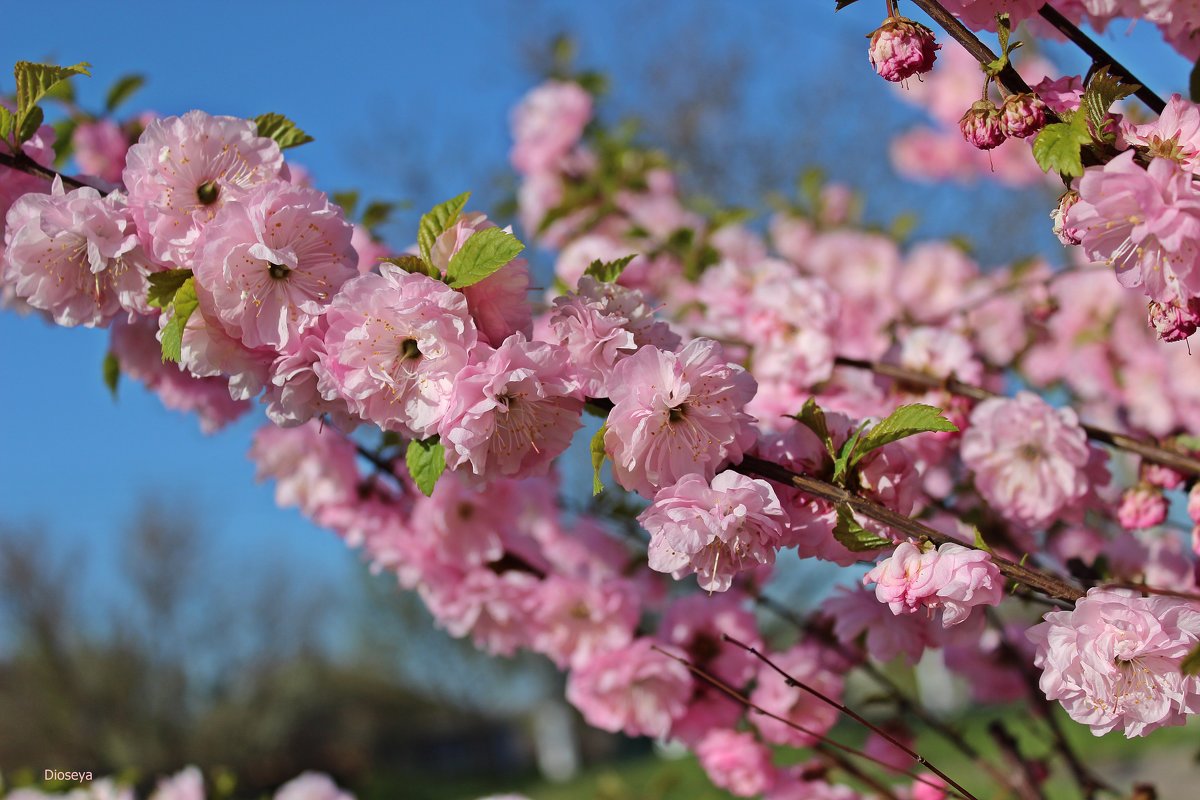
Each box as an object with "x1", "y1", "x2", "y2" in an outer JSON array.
[
  {"x1": 833, "y1": 355, "x2": 1200, "y2": 478},
  {"x1": 0, "y1": 150, "x2": 88, "y2": 190},
  {"x1": 906, "y1": 0, "x2": 1040, "y2": 99},
  {"x1": 1037, "y1": 3, "x2": 1166, "y2": 115},
  {"x1": 737, "y1": 453, "x2": 1086, "y2": 602}
]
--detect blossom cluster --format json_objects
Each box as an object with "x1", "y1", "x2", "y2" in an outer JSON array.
[{"x1": 5, "y1": 8, "x2": 1200, "y2": 795}]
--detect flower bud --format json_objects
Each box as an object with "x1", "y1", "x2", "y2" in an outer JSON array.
[
  {"x1": 868, "y1": 17, "x2": 940, "y2": 83},
  {"x1": 1188, "y1": 484, "x2": 1200, "y2": 524},
  {"x1": 1148, "y1": 296, "x2": 1200, "y2": 343},
  {"x1": 1142, "y1": 462, "x2": 1185, "y2": 491},
  {"x1": 1051, "y1": 190, "x2": 1082, "y2": 246},
  {"x1": 959, "y1": 100, "x2": 1007, "y2": 150},
  {"x1": 1001, "y1": 92, "x2": 1047, "y2": 138},
  {"x1": 1117, "y1": 484, "x2": 1168, "y2": 531}
]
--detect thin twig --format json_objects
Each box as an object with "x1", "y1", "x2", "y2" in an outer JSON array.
[
  {"x1": 721, "y1": 634, "x2": 981, "y2": 800},
  {"x1": 650, "y1": 645, "x2": 967, "y2": 800}
]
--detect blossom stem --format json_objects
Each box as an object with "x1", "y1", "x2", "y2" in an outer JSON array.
[
  {"x1": 1036, "y1": 3, "x2": 1166, "y2": 115},
  {"x1": 832, "y1": 355, "x2": 1200, "y2": 477},
  {"x1": 650, "y1": 645, "x2": 969, "y2": 800},
  {"x1": 720, "y1": 634, "x2": 982, "y2": 800}
]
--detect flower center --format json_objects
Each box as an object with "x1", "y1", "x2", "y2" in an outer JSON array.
[
  {"x1": 400, "y1": 338, "x2": 422, "y2": 361},
  {"x1": 196, "y1": 180, "x2": 220, "y2": 205},
  {"x1": 668, "y1": 403, "x2": 688, "y2": 423},
  {"x1": 268, "y1": 262, "x2": 291, "y2": 280}
]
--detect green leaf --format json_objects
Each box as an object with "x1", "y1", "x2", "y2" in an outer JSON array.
[
  {"x1": 406, "y1": 438, "x2": 446, "y2": 497},
  {"x1": 591, "y1": 424, "x2": 608, "y2": 495},
  {"x1": 583, "y1": 254, "x2": 636, "y2": 284},
  {"x1": 831, "y1": 421, "x2": 869, "y2": 486},
  {"x1": 51, "y1": 117, "x2": 78, "y2": 167},
  {"x1": 832, "y1": 504, "x2": 891, "y2": 552},
  {"x1": 855, "y1": 403, "x2": 959, "y2": 462},
  {"x1": 995, "y1": 13, "x2": 1012, "y2": 56},
  {"x1": 445, "y1": 226, "x2": 525, "y2": 289},
  {"x1": 0, "y1": 107, "x2": 13, "y2": 143},
  {"x1": 1032, "y1": 115, "x2": 1092, "y2": 179},
  {"x1": 105, "y1": 74, "x2": 145, "y2": 112},
  {"x1": 331, "y1": 190, "x2": 359, "y2": 217},
  {"x1": 1082, "y1": 66, "x2": 1139, "y2": 140},
  {"x1": 16, "y1": 105, "x2": 43, "y2": 146},
  {"x1": 790, "y1": 397, "x2": 834, "y2": 457},
  {"x1": 159, "y1": 277, "x2": 198, "y2": 363},
  {"x1": 102, "y1": 352, "x2": 120, "y2": 398},
  {"x1": 361, "y1": 200, "x2": 395, "y2": 232},
  {"x1": 253, "y1": 112, "x2": 314, "y2": 149},
  {"x1": 380, "y1": 254, "x2": 440, "y2": 279},
  {"x1": 973, "y1": 527, "x2": 992, "y2": 553},
  {"x1": 1182, "y1": 643, "x2": 1200, "y2": 677},
  {"x1": 1174, "y1": 434, "x2": 1200, "y2": 452},
  {"x1": 417, "y1": 191, "x2": 470, "y2": 266},
  {"x1": 146, "y1": 268, "x2": 195, "y2": 309},
  {"x1": 14, "y1": 61, "x2": 90, "y2": 142}
]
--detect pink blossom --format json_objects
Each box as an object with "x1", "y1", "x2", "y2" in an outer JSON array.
[
  {"x1": 1027, "y1": 589, "x2": 1200, "y2": 736},
  {"x1": 249, "y1": 420, "x2": 360, "y2": 519},
  {"x1": 638, "y1": 470, "x2": 786, "y2": 592},
  {"x1": 1148, "y1": 296, "x2": 1200, "y2": 342},
  {"x1": 149, "y1": 767, "x2": 203, "y2": 800},
  {"x1": 2, "y1": 177, "x2": 151, "y2": 326},
  {"x1": 750, "y1": 642, "x2": 843, "y2": 747},
  {"x1": 1051, "y1": 190, "x2": 1083, "y2": 246},
  {"x1": 263, "y1": 322, "x2": 356, "y2": 428},
  {"x1": 660, "y1": 592, "x2": 763, "y2": 688},
  {"x1": 124, "y1": 111, "x2": 283, "y2": 264},
  {"x1": 1000, "y1": 92, "x2": 1047, "y2": 138},
  {"x1": 863, "y1": 541, "x2": 1003, "y2": 626},
  {"x1": 961, "y1": 392, "x2": 1092, "y2": 529},
  {"x1": 72, "y1": 119, "x2": 130, "y2": 184},
  {"x1": 604, "y1": 338, "x2": 757, "y2": 497},
  {"x1": 319, "y1": 265, "x2": 478, "y2": 437},
  {"x1": 825, "y1": 586, "x2": 940, "y2": 664},
  {"x1": 1069, "y1": 151, "x2": 1200, "y2": 302},
  {"x1": 510, "y1": 80, "x2": 592, "y2": 175},
  {"x1": 1143, "y1": 462, "x2": 1185, "y2": 491},
  {"x1": 1117, "y1": 484, "x2": 1169, "y2": 530},
  {"x1": 565, "y1": 638, "x2": 693, "y2": 739},
  {"x1": 273, "y1": 773, "x2": 354, "y2": 800},
  {"x1": 695, "y1": 729, "x2": 778, "y2": 797},
  {"x1": 1124, "y1": 94, "x2": 1200, "y2": 168},
  {"x1": 429, "y1": 212, "x2": 532, "y2": 345},
  {"x1": 528, "y1": 576, "x2": 640, "y2": 669},
  {"x1": 549, "y1": 275, "x2": 680, "y2": 396},
  {"x1": 1033, "y1": 75, "x2": 1084, "y2": 115},
  {"x1": 868, "y1": 17, "x2": 940, "y2": 83},
  {"x1": 438, "y1": 333, "x2": 582, "y2": 479},
  {"x1": 195, "y1": 181, "x2": 357, "y2": 349},
  {"x1": 110, "y1": 315, "x2": 249, "y2": 432},
  {"x1": 176, "y1": 297, "x2": 276, "y2": 400}
]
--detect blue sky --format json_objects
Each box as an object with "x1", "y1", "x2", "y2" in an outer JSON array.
[{"x1": 0, "y1": 1, "x2": 1191, "y2": 621}]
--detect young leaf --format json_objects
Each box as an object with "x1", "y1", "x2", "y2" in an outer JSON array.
[
  {"x1": 1082, "y1": 67, "x2": 1139, "y2": 140},
  {"x1": 380, "y1": 254, "x2": 440, "y2": 279},
  {"x1": 102, "y1": 352, "x2": 120, "y2": 398},
  {"x1": 105, "y1": 74, "x2": 145, "y2": 112},
  {"x1": 361, "y1": 200, "x2": 395, "y2": 232},
  {"x1": 16, "y1": 105, "x2": 44, "y2": 146},
  {"x1": 855, "y1": 403, "x2": 959, "y2": 461},
  {"x1": 445, "y1": 227, "x2": 525, "y2": 289},
  {"x1": 417, "y1": 191, "x2": 470, "y2": 266},
  {"x1": 146, "y1": 268, "x2": 195, "y2": 309},
  {"x1": 832, "y1": 504, "x2": 891, "y2": 552},
  {"x1": 1182, "y1": 643, "x2": 1200, "y2": 677},
  {"x1": 831, "y1": 421, "x2": 870, "y2": 486},
  {"x1": 159, "y1": 277, "x2": 199, "y2": 363},
  {"x1": 14, "y1": 61, "x2": 90, "y2": 140},
  {"x1": 1032, "y1": 115, "x2": 1092, "y2": 178},
  {"x1": 0, "y1": 107, "x2": 13, "y2": 142},
  {"x1": 790, "y1": 397, "x2": 834, "y2": 457},
  {"x1": 406, "y1": 438, "x2": 446, "y2": 497},
  {"x1": 331, "y1": 190, "x2": 360, "y2": 217},
  {"x1": 591, "y1": 424, "x2": 608, "y2": 495},
  {"x1": 583, "y1": 254, "x2": 636, "y2": 283},
  {"x1": 973, "y1": 527, "x2": 992, "y2": 553},
  {"x1": 254, "y1": 113, "x2": 314, "y2": 149}
]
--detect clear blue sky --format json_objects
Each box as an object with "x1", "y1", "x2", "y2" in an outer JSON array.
[{"x1": 0, "y1": 1, "x2": 1189, "y2": 617}]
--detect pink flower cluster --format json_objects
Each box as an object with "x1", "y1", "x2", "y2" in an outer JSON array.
[{"x1": 863, "y1": 541, "x2": 1003, "y2": 626}]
